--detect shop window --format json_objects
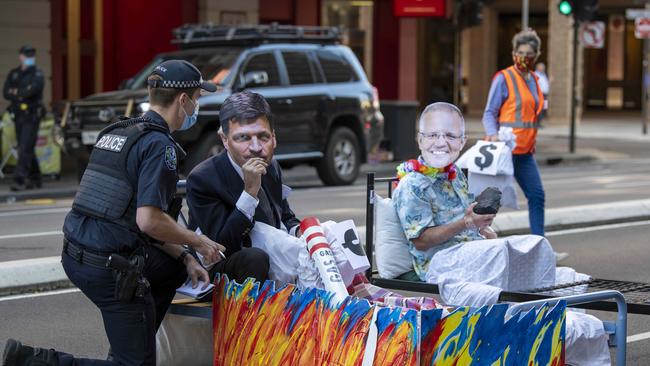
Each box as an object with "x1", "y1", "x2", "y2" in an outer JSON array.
[{"x1": 321, "y1": 0, "x2": 374, "y2": 80}]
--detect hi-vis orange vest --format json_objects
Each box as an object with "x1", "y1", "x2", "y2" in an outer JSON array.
[{"x1": 497, "y1": 65, "x2": 545, "y2": 154}]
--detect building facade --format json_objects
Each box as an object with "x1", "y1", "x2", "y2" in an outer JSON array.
[{"x1": 1, "y1": 0, "x2": 644, "y2": 125}]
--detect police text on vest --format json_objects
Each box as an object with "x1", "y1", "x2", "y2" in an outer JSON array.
[{"x1": 95, "y1": 134, "x2": 127, "y2": 152}]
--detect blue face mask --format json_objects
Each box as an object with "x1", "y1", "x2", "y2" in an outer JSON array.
[
  {"x1": 179, "y1": 96, "x2": 199, "y2": 131},
  {"x1": 22, "y1": 57, "x2": 35, "y2": 67}
]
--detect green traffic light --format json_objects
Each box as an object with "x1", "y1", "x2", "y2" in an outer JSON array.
[{"x1": 558, "y1": 0, "x2": 573, "y2": 15}]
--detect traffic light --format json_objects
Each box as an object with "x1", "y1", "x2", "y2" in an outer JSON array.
[
  {"x1": 557, "y1": 0, "x2": 598, "y2": 21},
  {"x1": 458, "y1": 0, "x2": 485, "y2": 28},
  {"x1": 558, "y1": 0, "x2": 573, "y2": 16},
  {"x1": 575, "y1": 0, "x2": 598, "y2": 21}
]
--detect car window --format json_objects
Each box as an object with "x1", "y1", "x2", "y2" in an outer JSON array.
[
  {"x1": 242, "y1": 52, "x2": 281, "y2": 87},
  {"x1": 129, "y1": 49, "x2": 242, "y2": 89},
  {"x1": 282, "y1": 52, "x2": 315, "y2": 85},
  {"x1": 316, "y1": 50, "x2": 358, "y2": 83}
]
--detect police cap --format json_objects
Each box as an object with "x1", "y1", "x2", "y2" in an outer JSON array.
[
  {"x1": 148, "y1": 60, "x2": 216, "y2": 92},
  {"x1": 19, "y1": 45, "x2": 36, "y2": 57}
]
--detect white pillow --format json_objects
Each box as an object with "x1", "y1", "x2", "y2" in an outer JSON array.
[{"x1": 374, "y1": 195, "x2": 414, "y2": 278}]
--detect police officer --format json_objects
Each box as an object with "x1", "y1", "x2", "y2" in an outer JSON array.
[
  {"x1": 3, "y1": 60, "x2": 224, "y2": 366},
  {"x1": 3, "y1": 45, "x2": 44, "y2": 191}
]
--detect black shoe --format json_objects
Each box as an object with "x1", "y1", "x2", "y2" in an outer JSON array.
[
  {"x1": 2, "y1": 339, "x2": 58, "y2": 366},
  {"x1": 9, "y1": 183, "x2": 25, "y2": 192},
  {"x1": 25, "y1": 181, "x2": 42, "y2": 190}
]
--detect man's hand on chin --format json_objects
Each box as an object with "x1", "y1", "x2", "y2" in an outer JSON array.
[{"x1": 243, "y1": 157, "x2": 268, "y2": 197}]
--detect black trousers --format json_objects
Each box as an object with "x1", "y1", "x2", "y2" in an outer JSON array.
[
  {"x1": 209, "y1": 247, "x2": 270, "y2": 284},
  {"x1": 13, "y1": 110, "x2": 41, "y2": 184},
  {"x1": 57, "y1": 245, "x2": 187, "y2": 365}
]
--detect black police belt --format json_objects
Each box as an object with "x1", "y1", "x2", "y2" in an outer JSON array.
[
  {"x1": 63, "y1": 238, "x2": 112, "y2": 269},
  {"x1": 63, "y1": 238, "x2": 150, "y2": 303}
]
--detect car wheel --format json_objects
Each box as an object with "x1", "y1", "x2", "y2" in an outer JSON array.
[
  {"x1": 182, "y1": 131, "x2": 224, "y2": 176},
  {"x1": 317, "y1": 127, "x2": 360, "y2": 186}
]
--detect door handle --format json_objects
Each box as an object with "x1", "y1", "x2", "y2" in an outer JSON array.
[{"x1": 278, "y1": 98, "x2": 293, "y2": 105}]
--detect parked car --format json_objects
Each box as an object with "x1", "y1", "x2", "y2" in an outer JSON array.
[{"x1": 61, "y1": 24, "x2": 383, "y2": 185}]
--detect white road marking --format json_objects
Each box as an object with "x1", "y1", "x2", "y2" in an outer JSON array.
[
  {"x1": 0, "y1": 207, "x2": 70, "y2": 217},
  {"x1": 628, "y1": 331, "x2": 650, "y2": 343},
  {"x1": 0, "y1": 288, "x2": 80, "y2": 302},
  {"x1": 545, "y1": 220, "x2": 650, "y2": 237},
  {"x1": 0, "y1": 231, "x2": 63, "y2": 240}
]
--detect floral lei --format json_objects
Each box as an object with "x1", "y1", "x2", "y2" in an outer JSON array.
[{"x1": 396, "y1": 157, "x2": 457, "y2": 181}]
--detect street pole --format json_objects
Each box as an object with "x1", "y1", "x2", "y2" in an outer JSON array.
[
  {"x1": 569, "y1": 18, "x2": 579, "y2": 153},
  {"x1": 453, "y1": 1, "x2": 461, "y2": 106},
  {"x1": 641, "y1": 2, "x2": 650, "y2": 135},
  {"x1": 641, "y1": 38, "x2": 650, "y2": 135},
  {"x1": 522, "y1": 0, "x2": 529, "y2": 30}
]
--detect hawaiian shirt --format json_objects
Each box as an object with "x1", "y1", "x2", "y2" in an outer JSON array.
[{"x1": 392, "y1": 164, "x2": 482, "y2": 281}]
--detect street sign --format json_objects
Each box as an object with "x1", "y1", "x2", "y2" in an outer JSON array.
[
  {"x1": 635, "y1": 17, "x2": 650, "y2": 39},
  {"x1": 626, "y1": 8, "x2": 650, "y2": 20},
  {"x1": 393, "y1": 0, "x2": 445, "y2": 17},
  {"x1": 580, "y1": 21, "x2": 606, "y2": 48}
]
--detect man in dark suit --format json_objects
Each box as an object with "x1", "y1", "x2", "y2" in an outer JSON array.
[{"x1": 186, "y1": 91, "x2": 301, "y2": 283}]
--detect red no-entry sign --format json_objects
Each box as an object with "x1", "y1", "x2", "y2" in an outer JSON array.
[
  {"x1": 580, "y1": 21, "x2": 605, "y2": 48},
  {"x1": 635, "y1": 17, "x2": 650, "y2": 39}
]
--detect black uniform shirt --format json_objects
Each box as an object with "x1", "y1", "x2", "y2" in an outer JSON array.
[
  {"x1": 63, "y1": 110, "x2": 179, "y2": 253},
  {"x1": 2, "y1": 65, "x2": 44, "y2": 109}
]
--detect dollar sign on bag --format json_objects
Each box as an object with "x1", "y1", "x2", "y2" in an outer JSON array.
[{"x1": 475, "y1": 144, "x2": 497, "y2": 171}]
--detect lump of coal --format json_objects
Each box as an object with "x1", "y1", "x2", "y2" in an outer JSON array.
[{"x1": 473, "y1": 187, "x2": 502, "y2": 215}]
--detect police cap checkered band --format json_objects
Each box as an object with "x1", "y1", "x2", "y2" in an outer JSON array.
[{"x1": 148, "y1": 59, "x2": 217, "y2": 92}]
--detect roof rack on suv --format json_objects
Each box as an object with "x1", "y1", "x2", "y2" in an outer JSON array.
[{"x1": 172, "y1": 23, "x2": 342, "y2": 47}]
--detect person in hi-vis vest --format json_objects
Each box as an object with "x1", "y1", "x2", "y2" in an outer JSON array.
[{"x1": 481, "y1": 30, "x2": 565, "y2": 261}]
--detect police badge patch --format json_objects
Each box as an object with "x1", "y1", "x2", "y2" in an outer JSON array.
[{"x1": 164, "y1": 146, "x2": 177, "y2": 171}]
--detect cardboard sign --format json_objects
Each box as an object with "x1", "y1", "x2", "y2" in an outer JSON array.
[
  {"x1": 464, "y1": 140, "x2": 508, "y2": 176},
  {"x1": 326, "y1": 219, "x2": 370, "y2": 272}
]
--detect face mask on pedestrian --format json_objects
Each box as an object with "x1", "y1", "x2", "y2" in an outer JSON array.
[
  {"x1": 513, "y1": 55, "x2": 535, "y2": 73},
  {"x1": 179, "y1": 95, "x2": 199, "y2": 131},
  {"x1": 22, "y1": 57, "x2": 35, "y2": 67}
]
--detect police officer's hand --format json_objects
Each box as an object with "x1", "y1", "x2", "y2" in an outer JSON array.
[
  {"x1": 193, "y1": 235, "x2": 225, "y2": 265},
  {"x1": 242, "y1": 157, "x2": 268, "y2": 198},
  {"x1": 464, "y1": 203, "x2": 496, "y2": 230},
  {"x1": 184, "y1": 255, "x2": 210, "y2": 289},
  {"x1": 485, "y1": 134, "x2": 499, "y2": 142}
]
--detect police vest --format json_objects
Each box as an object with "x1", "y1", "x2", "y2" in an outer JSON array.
[
  {"x1": 497, "y1": 66, "x2": 545, "y2": 154},
  {"x1": 72, "y1": 116, "x2": 181, "y2": 233}
]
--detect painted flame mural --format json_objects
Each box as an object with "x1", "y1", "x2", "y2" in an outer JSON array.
[{"x1": 212, "y1": 276, "x2": 565, "y2": 366}]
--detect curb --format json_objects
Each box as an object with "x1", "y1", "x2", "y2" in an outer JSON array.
[
  {"x1": 493, "y1": 199, "x2": 650, "y2": 236},
  {"x1": 0, "y1": 257, "x2": 73, "y2": 296},
  {"x1": 2, "y1": 199, "x2": 650, "y2": 296}
]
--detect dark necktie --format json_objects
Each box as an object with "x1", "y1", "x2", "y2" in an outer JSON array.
[{"x1": 256, "y1": 187, "x2": 278, "y2": 228}]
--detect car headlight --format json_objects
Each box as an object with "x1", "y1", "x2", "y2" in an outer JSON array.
[{"x1": 139, "y1": 102, "x2": 150, "y2": 112}]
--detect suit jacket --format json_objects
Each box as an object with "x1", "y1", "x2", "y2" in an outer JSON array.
[{"x1": 186, "y1": 153, "x2": 300, "y2": 255}]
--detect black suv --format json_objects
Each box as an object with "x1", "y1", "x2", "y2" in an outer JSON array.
[{"x1": 61, "y1": 24, "x2": 383, "y2": 185}]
